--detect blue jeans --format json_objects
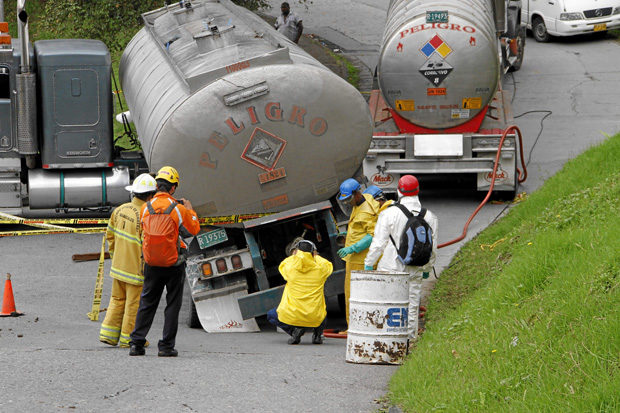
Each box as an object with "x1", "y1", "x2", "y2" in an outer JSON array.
[{"x1": 266, "y1": 308, "x2": 325, "y2": 336}]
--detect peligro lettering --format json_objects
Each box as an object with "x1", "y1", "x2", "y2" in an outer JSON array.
[
  {"x1": 224, "y1": 102, "x2": 328, "y2": 137},
  {"x1": 200, "y1": 102, "x2": 329, "y2": 170},
  {"x1": 399, "y1": 22, "x2": 476, "y2": 38}
]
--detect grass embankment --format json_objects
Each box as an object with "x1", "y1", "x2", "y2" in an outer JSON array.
[{"x1": 389, "y1": 133, "x2": 620, "y2": 411}]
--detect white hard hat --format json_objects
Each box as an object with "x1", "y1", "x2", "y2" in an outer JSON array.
[{"x1": 125, "y1": 173, "x2": 157, "y2": 194}]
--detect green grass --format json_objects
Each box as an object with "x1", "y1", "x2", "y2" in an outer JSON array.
[
  {"x1": 388, "y1": 132, "x2": 620, "y2": 412},
  {"x1": 328, "y1": 50, "x2": 360, "y2": 89}
]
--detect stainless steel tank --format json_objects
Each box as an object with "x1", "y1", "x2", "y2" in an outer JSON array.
[
  {"x1": 120, "y1": 0, "x2": 373, "y2": 217},
  {"x1": 28, "y1": 166, "x2": 130, "y2": 210},
  {"x1": 379, "y1": 0, "x2": 500, "y2": 129}
]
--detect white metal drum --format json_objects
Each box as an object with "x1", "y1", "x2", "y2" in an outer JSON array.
[{"x1": 346, "y1": 270, "x2": 410, "y2": 365}]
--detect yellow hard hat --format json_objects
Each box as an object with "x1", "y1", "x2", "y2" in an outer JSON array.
[{"x1": 155, "y1": 166, "x2": 180, "y2": 185}]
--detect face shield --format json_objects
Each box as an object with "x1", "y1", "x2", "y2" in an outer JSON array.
[{"x1": 337, "y1": 193, "x2": 356, "y2": 217}]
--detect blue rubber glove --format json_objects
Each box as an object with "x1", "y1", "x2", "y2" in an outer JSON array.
[
  {"x1": 337, "y1": 246, "x2": 355, "y2": 258},
  {"x1": 364, "y1": 265, "x2": 373, "y2": 271}
]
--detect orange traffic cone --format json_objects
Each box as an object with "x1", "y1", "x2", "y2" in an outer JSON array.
[{"x1": 0, "y1": 273, "x2": 24, "y2": 317}]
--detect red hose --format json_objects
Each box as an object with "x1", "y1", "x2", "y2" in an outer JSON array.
[
  {"x1": 323, "y1": 328, "x2": 347, "y2": 339},
  {"x1": 438, "y1": 125, "x2": 526, "y2": 249},
  {"x1": 331, "y1": 127, "x2": 527, "y2": 336}
]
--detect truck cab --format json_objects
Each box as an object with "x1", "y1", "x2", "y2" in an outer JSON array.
[{"x1": 523, "y1": 0, "x2": 620, "y2": 42}]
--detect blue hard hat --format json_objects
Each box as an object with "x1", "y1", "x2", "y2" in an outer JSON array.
[
  {"x1": 363, "y1": 185, "x2": 384, "y2": 198},
  {"x1": 338, "y1": 179, "x2": 361, "y2": 200}
]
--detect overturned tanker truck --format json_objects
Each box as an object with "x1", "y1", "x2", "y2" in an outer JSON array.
[
  {"x1": 365, "y1": 0, "x2": 525, "y2": 197},
  {"x1": 119, "y1": 1, "x2": 373, "y2": 331}
]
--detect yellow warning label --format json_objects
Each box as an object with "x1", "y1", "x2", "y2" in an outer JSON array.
[
  {"x1": 395, "y1": 100, "x2": 415, "y2": 111},
  {"x1": 462, "y1": 97, "x2": 482, "y2": 109}
]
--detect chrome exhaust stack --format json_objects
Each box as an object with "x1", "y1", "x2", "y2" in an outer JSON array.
[{"x1": 16, "y1": 0, "x2": 38, "y2": 168}]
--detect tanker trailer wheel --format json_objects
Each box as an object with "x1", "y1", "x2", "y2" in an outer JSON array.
[
  {"x1": 187, "y1": 291, "x2": 201, "y2": 328},
  {"x1": 533, "y1": 17, "x2": 551, "y2": 43},
  {"x1": 508, "y1": 27, "x2": 526, "y2": 72}
]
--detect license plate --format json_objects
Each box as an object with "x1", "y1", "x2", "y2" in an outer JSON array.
[
  {"x1": 197, "y1": 228, "x2": 228, "y2": 249},
  {"x1": 593, "y1": 23, "x2": 607, "y2": 32},
  {"x1": 426, "y1": 11, "x2": 448, "y2": 23}
]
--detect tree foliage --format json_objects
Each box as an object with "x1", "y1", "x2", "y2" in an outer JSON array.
[
  {"x1": 1, "y1": 0, "x2": 309, "y2": 52},
  {"x1": 39, "y1": 0, "x2": 162, "y2": 52}
]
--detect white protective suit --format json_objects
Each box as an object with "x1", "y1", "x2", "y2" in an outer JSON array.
[{"x1": 364, "y1": 195, "x2": 438, "y2": 339}]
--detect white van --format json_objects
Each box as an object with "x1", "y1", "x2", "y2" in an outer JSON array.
[{"x1": 522, "y1": 0, "x2": 620, "y2": 42}]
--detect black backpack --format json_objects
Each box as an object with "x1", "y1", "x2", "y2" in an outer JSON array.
[{"x1": 389, "y1": 204, "x2": 433, "y2": 266}]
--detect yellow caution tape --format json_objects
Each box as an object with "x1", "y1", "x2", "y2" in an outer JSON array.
[
  {"x1": 0, "y1": 218, "x2": 110, "y2": 225},
  {"x1": 199, "y1": 213, "x2": 274, "y2": 225},
  {"x1": 0, "y1": 227, "x2": 106, "y2": 237},
  {"x1": 0, "y1": 212, "x2": 275, "y2": 231},
  {"x1": 480, "y1": 238, "x2": 507, "y2": 251},
  {"x1": 512, "y1": 192, "x2": 528, "y2": 204},
  {"x1": 87, "y1": 235, "x2": 107, "y2": 322},
  {"x1": 0, "y1": 210, "x2": 81, "y2": 229}
]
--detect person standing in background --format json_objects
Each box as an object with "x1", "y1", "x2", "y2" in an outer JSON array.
[{"x1": 275, "y1": 2, "x2": 304, "y2": 44}]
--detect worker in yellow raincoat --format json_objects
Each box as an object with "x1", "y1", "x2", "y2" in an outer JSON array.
[
  {"x1": 99, "y1": 174, "x2": 157, "y2": 347},
  {"x1": 336, "y1": 179, "x2": 382, "y2": 330},
  {"x1": 266, "y1": 240, "x2": 333, "y2": 344}
]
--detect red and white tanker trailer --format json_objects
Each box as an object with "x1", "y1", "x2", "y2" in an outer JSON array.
[{"x1": 364, "y1": 0, "x2": 525, "y2": 197}]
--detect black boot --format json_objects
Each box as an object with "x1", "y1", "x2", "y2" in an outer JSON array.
[
  {"x1": 129, "y1": 343, "x2": 145, "y2": 356},
  {"x1": 312, "y1": 328, "x2": 323, "y2": 344},
  {"x1": 287, "y1": 327, "x2": 306, "y2": 344}
]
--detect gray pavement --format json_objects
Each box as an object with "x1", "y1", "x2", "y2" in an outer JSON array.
[
  {"x1": 2, "y1": 2, "x2": 620, "y2": 412},
  {"x1": 1, "y1": 232, "x2": 394, "y2": 413}
]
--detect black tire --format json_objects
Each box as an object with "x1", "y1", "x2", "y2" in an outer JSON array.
[
  {"x1": 187, "y1": 292, "x2": 201, "y2": 328},
  {"x1": 508, "y1": 27, "x2": 526, "y2": 72},
  {"x1": 533, "y1": 17, "x2": 551, "y2": 43}
]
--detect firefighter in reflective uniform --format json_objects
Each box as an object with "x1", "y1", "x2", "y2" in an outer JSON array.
[
  {"x1": 99, "y1": 173, "x2": 157, "y2": 347},
  {"x1": 266, "y1": 240, "x2": 333, "y2": 344},
  {"x1": 337, "y1": 179, "x2": 381, "y2": 329},
  {"x1": 129, "y1": 166, "x2": 201, "y2": 357},
  {"x1": 364, "y1": 175, "x2": 438, "y2": 340}
]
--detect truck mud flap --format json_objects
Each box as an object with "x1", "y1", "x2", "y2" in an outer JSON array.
[{"x1": 191, "y1": 283, "x2": 260, "y2": 333}]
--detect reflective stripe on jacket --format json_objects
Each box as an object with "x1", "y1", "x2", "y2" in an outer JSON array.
[
  {"x1": 277, "y1": 250, "x2": 333, "y2": 328},
  {"x1": 106, "y1": 198, "x2": 145, "y2": 285}
]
